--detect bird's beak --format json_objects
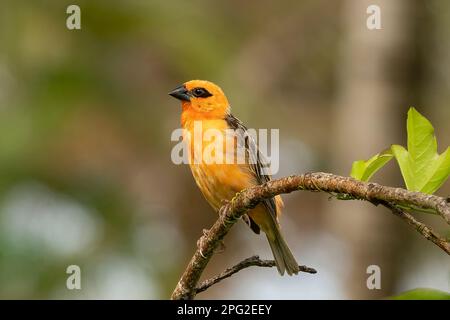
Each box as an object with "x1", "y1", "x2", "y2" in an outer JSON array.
[{"x1": 169, "y1": 85, "x2": 191, "y2": 102}]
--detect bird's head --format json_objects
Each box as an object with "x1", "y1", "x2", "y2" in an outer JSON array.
[{"x1": 169, "y1": 80, "x2": 229, "y2": 118}]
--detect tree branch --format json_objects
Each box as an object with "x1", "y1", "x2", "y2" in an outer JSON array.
[
  {"x1": 380, "y1": 201, "x2": 450, "y2": 254},
  {"x1": 195, "y1": 255, "x2": 316, "y2": 295},
  {"x1": 171, "y1": 172, "x2": 450, "y2": 300}
]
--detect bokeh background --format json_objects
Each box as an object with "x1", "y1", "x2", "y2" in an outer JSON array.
[{"x1": 0, "y1": 0, "x2": 449, "y2": 299}]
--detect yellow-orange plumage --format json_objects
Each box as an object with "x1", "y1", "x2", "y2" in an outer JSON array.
[{"x1": 170, "y1": 80, "x2": 298, "y2": 275}]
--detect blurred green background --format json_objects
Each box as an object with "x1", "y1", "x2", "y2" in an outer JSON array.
[{"x1": 0, "y1": 0, "x2": 449, "y2": 299}]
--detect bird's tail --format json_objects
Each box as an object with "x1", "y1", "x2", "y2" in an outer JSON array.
[{"x1": 266, "y1": 226, "x2": 299, "y2": 276}]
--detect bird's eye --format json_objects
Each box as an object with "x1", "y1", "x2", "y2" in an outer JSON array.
[{"x1": 191, "y1": 87, "x2": 212, "y2": 98}]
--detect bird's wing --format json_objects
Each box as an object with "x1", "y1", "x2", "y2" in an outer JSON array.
[{"x1": 224, "y1": 113, "x2": 278, "y2": 227}]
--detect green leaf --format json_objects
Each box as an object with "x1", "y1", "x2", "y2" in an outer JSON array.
[
  {"x1": 351, "y1": 149, "x2": 393, "y2": 182},
  {"x1": 421, "y1": 147, "x2": 450, "y2": 194},
  {"x1": 392, "y1": 107, "x2": 450, "y2": 194},
  {"x1": 391, "y1": 144, "x2": 416, "y2": 190},
  {"x1": 390, "y1": 288, "x2": 450, "y2": 300}
]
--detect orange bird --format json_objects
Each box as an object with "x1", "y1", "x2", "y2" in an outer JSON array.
[{"x1": 169, "y1": 80, "x2": 299, "y2": 275}]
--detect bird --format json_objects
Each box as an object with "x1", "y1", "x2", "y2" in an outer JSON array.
[{"x1": 169, "y1": 80, "x2": 299, "y2": 275}]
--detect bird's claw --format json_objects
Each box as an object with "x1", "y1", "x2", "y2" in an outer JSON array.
[
  {"x1": 219, "y1": 200, "x2": 237, "y2": 227},
  {"x1": 197, "y1": 229, "x2": 210, "y2": 259},
  {"x1": 196, "y1": 228, "x2": 226, "y2": 257},
  {"x1": 219, "y1": 200, "x2": 230, "y2": 217}
]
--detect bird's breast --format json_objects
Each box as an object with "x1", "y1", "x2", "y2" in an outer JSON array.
[{"x1": 182, "y1": 119, "x2": 255, "y2": 211}]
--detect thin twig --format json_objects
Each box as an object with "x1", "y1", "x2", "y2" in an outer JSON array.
[
  {"x1": 380, "y1": 201, "x2": 450, "y2": 254},
  {"x1": 171, "y1": 172, "x2": 450, "y2": 300},
  {"x1": 195, "y1": 255, "x2": 317, "y2": 295}
]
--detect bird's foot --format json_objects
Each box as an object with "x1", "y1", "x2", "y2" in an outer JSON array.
[
  {"x1": 218, "y1": 199, "x2": 230, "y2": 217},
  {"x1": 196, "y1": 228, "x2": 226, "y2": 256},
  {"x1": 197, "y1": 228, "x2": 210, "y2": 258},
  {"x1": 219, "y1": 200, "x2": 236, "y2": 226}
]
